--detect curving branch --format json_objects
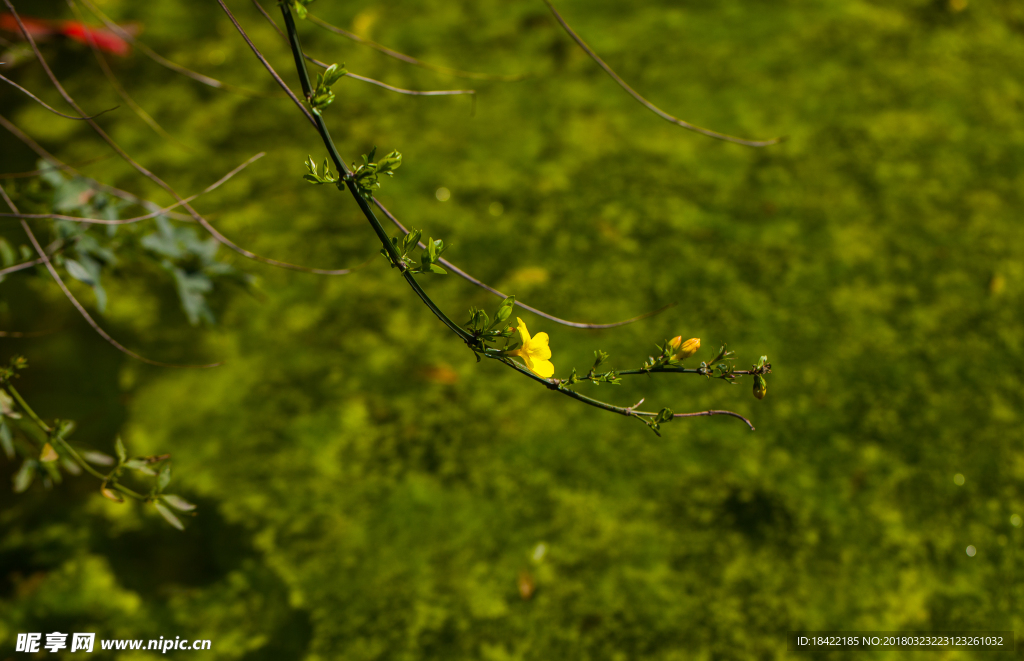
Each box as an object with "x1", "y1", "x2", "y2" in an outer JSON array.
[
  {"x1": 0, "y1": 113, "x2": 192, "y2": 221},
  {"x1": 542, "y1": 0, "x2": 783, "y2": 148},
  {"x1": 248, "y1": 4, "x2": 478, "y2": 100},
  {"x1": 0, "y1": 152, "x2": 266, "y2": 225},
  {"x1": 66, "y1": 0, "x2": 191, "y2": 150},
  {"x1": 372, "y1": 198, "x2": 675, "y2": 329},
  {"x1": 249, "y1": 0, "x2": 523, "y2": 82},
  {"x1": 76, "y1": 0, "x2": 270, "y2": 98},
  {"x1": 0, "y1": 72, "x2": 117, "y2": 120}
]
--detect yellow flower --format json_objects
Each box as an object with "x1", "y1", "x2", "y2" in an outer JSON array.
[
  {"x1": 508, "y1": 317, "x2": 554, "y2": 378},
  {"x1": 669, "y1": 336, "x2": 700, "y2": 360}
]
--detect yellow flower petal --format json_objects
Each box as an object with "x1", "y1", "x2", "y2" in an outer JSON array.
[
  {"x1": 531, "y1": 358, "x2": 554, "y2": 378},
  {"x1": 516, "y1": 317, "x2": 531, "y2": 343},
  {"x1": 529, "y1": 332, "x2": 551, "y2": 360}
]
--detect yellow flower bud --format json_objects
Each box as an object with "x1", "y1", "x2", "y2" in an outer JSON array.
[
  {"x1": 668, "y1": 336, "x2": 682, "y2": 351},
  {"x1": 672, "y1": 337, "x2": 700, "y2": 360},
  {"x1": 753, "y1": 374, "x2": 767, "y2": 400}
]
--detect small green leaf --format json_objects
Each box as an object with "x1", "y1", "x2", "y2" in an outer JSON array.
[
  {"x1": 0, "y1": 420, "x2": 12, "y2": 459},
  {"x1": 115, "y1": 436, "x2": 126, "y2": 463},
  {"x1": 13, "y1": 460, "x2": 36, "y2": 493},
  {"x1": 161, "y1": 494, "x2": 197, "y2": 512},
  {"x1": 64, "y1": 259, "x2": 95, "y2": 285},
  {"x1": 154, "y1": 501, "x2": 184, "y2": 530},
  {"x1": 158, "y1": 463, "x2": 172, "y2": 492},
  {"x1": 81, "y1": 450, "x2": 115, "y2": 466}
]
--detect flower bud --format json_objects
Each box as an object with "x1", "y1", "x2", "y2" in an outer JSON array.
[
  {"x1": 753, "y1": 374, "x2": 767, "y2": 400},
  {"x1": 672, "y1": 337, "x2": 700, "y2": 360}
]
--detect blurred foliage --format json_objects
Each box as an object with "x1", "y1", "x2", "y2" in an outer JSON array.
[{"x1": 2, "y1": 0, "x2": 1024, "y2": 659}]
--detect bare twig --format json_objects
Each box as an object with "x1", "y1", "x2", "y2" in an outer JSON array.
[
  {"x1": 67, "y1": 0, "x2": 192, "y2": 150},
  {"x1": 542, "y1": 0, "x2": 782, "y2": 148},
  {"x1": 305, "y1": 11, "x2": 526, "y2": 82},
  {"x1": 371, "y1": 198, "x2": 674, "y2": 329},
  {"x1": 0, "y1": 72, "x2": 117, "y2": 120},
  {"x1": 673, "y1": 409, "x2": 754, "y2": 431},
  {"x1": 0, "y1": 152, "x2": 266, "y2": 225},
  {"x1": 0, "y1": 255, "x2": 45, "y2": 276},
  {"x1": 76, "y1": 0, "x2": 270, "y2": 98},
  {"x1": 0, "y1": 113, "x2": 192, "y2": 221}
]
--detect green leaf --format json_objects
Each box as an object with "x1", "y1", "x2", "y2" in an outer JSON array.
[
  {"x1": 492, "y1": 296, "x2": 516, "y2": 327},
  {"x1": 115, "y1": 436, "x2": 126, "y2": 463},
  {"x1": 322, "y1": 63, "x2": 346, "y2": 87},
  {"x1": 0, "y1": 420, "x2": 12, "y2": 459},
  {"x1": 81, "y1": 450, "x2": 115, "y2": 466},
  {"x1": 64, "y1": 258, "x2": 95, "y2": 285},
  {"x1": 0, "y1": 238, "x2": 14, "y2": 267},
  {"x1": 426, "y1": 264, "x2": 448, "y2": 274},
  {"x1": 158, "y1": 463, "x2": 172, "y2": 492},
  {"x1": 161, "y1": 494, "x2": 197, "y2": 512},
  {"x1": 154, "y1": 501, "x2": 184, "y2": 530},
  {"x1": 13, "y1": 460, "x2": 36, "y2": 493}
]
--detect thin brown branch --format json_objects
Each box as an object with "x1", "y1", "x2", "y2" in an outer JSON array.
[
  {"x1": 542, "y1": 0, "x2": 782, "y2": 148},
  {"x1": 215, "y1": 0, "x2": 316, "y2": 127},
  {"x1": 0, "y1": 72, "x2": 117, "y2": 120},
  {"x1": 67, "y1": 0, "x2": 192, "y2": 151},
  {"x1": 673, "y1": 409, "x2": 755, "y2": 431},
  {"x1": 372, "y1": 197, "x2": 674, "y2": 329},
  {"x1": 304, "y1": 11, "x2": 526, "y2": 82},
  {"x1": 0, "y1": 182, "x2": 220, "y2": 368},
  {"x1": 76, "y1": 0, "x2": 271, "y2": 98},
  {"x1": 248, "y1": 3, "x2": 478, "y2": 98},
  {"x1": 0, "y1": 255, "x2": 44, "y2": 276},
  {"x1": 0, "y1": 152, "x2": 265, "y2": 225},
  {"x1": 0, "y1": 113, "x2": 192, "y2": 221},
  {"x1": 344, "y1": 72, "x2": 475, "y2": 98}
]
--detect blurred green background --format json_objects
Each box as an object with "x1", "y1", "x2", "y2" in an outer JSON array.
[{"x1": 2, "y1": 0, "x2": 1024, "y2": 658}]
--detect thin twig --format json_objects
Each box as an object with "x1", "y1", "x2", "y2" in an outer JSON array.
[
  {"x1": 305, "y1": 11, "x2": 526, "y2": 82},
  {"x1": 0, "y1": 152, "x2": 266, "y2": 225},
  {"x1": 67, "y1": 0, "x2": 192, "y2": 151},
  {"x1": 0, "y1": 182, "x2": 220, "y2": 368},
  {"x1": 672, "y1": 409, "x2": 754, "y2": 431},
  {"x1": 247, "y1": 5, "x2": 477, "y2": 99},
  {"x1": 0, "y1": 113, "x2": 192, "y2": 221},
  {"x1": 216, "y1": 0, "x2": 317, "y2": 127},
  {"x1": 0, "y1": 256, "x2": 45, "y2": 276},
  {"x1": 0, "y1": 72, "x2": 117, "y2": 120},
  {"x1": 372, "y1": 197, "x2": 675, "y2": 329},
  {"x1": 542, "y1": 0, "x2": 782, "y2": 148},
  {"x1": 76, "y1": 0, "x2": 271, "y2": 98},
  {"x1": 344, "y1": 72, "x2": 474, "y2": 98}
]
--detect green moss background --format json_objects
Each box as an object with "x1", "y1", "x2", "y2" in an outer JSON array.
[{"x1": 2, "y1": 0, "x2": 1024, "y2": 658}]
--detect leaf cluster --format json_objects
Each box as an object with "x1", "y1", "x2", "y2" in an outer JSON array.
[{"x1": 382, "y1": 227, "x2": 448, "y2": 275}]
